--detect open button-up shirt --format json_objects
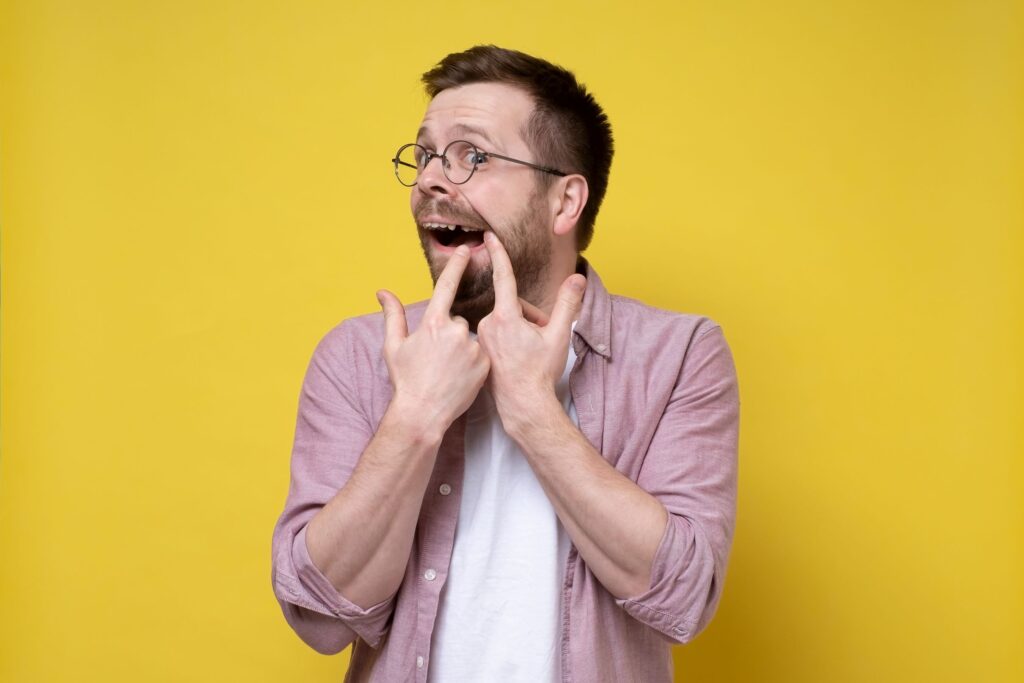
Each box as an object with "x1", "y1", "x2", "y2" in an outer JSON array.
[{"x1": 271, "y1": 263, "x2": 740, "y2": 682}]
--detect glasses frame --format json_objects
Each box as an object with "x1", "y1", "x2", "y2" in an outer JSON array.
[{"x1": 391, "y1": 139, "x2": 567, "y2": 187}]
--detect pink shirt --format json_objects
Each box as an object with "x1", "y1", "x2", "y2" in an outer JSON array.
[{"x1": 271, "y1": 262, "x2": 740, "y2": 682}]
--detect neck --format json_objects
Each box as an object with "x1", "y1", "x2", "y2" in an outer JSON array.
[{"x1": 527, "y1": 251, "x2": 581, "y2": 317}]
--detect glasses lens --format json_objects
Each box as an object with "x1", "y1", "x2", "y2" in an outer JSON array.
[
  {"x1": 395, "y1": 144, "x2": 423, "y2": 186},
  {"x1": 443, "y1": 140, "x2": 478, "y2": 184}
]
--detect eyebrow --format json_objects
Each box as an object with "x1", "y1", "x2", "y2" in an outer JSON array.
[{"x1": 416, "y1": 123, "x2": 497, "y2": 149}]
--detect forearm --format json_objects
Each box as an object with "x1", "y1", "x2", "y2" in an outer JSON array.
[
  {"x1": 506, "y1": 396, "x2": 669, "y2": 599},
  {"x1": 305, "y1": 398, "x2": 445, "y2": 609}
]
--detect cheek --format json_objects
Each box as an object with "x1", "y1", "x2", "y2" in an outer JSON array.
[{"x1": 462, "y1": 187, "x2": 512, "y2": 227}]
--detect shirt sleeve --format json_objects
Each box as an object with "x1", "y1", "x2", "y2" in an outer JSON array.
[
  {"x1": 270, "y1": 322, "x2": 397, "y2": 653},
  {"x1": 614, "y1": 323, "x2": 740, "y2": 644}
]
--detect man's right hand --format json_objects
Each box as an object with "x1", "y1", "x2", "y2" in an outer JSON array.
[
  {"x1": 375, "y1": 244, "x2": 489, "y2": 436},
  {"x1": 303, "y1": 246, "x2": 486, "y2": 612}
]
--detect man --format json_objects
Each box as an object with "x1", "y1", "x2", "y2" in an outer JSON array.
[{"x1": 271, "y1": 45, "x2": 739, "y2": 682}]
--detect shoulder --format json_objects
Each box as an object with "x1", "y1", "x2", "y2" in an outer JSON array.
[
  {"x1": 606, "y1": 294, "x2": 738, "y2": 405},
  {"x1": 608, "y1": 293, "x2": 724, "y2": 348},
  {"x1": 606, "y1": 292, "x2": 736, "y2": 384}
]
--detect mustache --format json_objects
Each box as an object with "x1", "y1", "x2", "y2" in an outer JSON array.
[{"x1": 414, "y1": 198, "x2": 491, "y2": 231}]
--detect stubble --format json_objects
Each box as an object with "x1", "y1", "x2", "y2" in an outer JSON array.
[{"x1": 416, "y1": 191, "x2": 550, "y2": 330}]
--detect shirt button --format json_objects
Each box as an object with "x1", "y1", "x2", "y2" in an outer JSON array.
[
  {"x1": 416, "y1": 655, "x2": 424, "y2": 669},
  {"x1": 424, "y1": 568, "x2": 437, "y2": 581},
  {"x1": 439, "y1": 483, "x2": 452, "y2": 495},
  {"x1": 596, "y1": 343, "x2": 607, "y2": 352}
]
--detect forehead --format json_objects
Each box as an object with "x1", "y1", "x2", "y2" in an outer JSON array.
[{"x1": 417, "y1": 82, "x2": 535, "y2": 148}]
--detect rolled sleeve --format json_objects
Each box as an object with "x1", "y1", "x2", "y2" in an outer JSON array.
[
  {"x1": 272, "y1": 525, "x2": 395, "y2": 649},
  {"x1": 270, "y1": 321, "x2": 396, "y2": 653},
  {"x1": 616, "y1": 324, "x2": 740, "y2": 643}
]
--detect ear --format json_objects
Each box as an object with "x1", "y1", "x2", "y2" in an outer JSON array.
[{"x1": 551, "y1": 174, "x2": 589, "y2": 238}]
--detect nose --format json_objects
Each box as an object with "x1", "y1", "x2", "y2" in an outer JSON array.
[{"x1": 415, "y1": 153, "x2": 454, "y2": 196}]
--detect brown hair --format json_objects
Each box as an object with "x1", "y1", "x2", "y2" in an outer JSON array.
[{"x1": 422, "y1": 45, "x2": 614, "y2": 251}]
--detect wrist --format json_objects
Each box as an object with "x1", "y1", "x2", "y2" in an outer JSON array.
[
  {"x1": 500, "y1": 390, "x2": 564, "y2": 442},
  {"x1": 381, "y1": 394, "x2": 448, "y2": 449}
]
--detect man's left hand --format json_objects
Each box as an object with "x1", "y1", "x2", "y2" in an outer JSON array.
[{"x1": 477, "y1": 231, "x2": 586, "y2": 432}]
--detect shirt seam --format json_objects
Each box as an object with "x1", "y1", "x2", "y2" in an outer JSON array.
[
  {"x1": 339, "y1": 321, "x2": 371, "y2": 424},
  {"x1": 276, "y1": 570, "x2": 339, "y2": 617},
  {"x1": 694, "y1": 324, "x2": 722, "y2": 343}
]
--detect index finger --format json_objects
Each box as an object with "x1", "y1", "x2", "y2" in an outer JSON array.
[
  {"x1": 425, "y1": 245, "x2": 471, "y2": 318},
  {"x1": 483, "y1": 231, "x2": 519, "y2": 313}
]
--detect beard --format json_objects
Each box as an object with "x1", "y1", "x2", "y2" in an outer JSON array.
[{"x1": 415, "y1": 189, "x2": 551, "y2": 330}]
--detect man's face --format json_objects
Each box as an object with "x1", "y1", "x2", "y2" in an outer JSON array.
[{"x1": 411, "y1": 82, "x2": 553, "y2": 325}]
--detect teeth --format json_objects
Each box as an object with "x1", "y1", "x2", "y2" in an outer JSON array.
[{"x1": 422, "y1": 222, "x2": 481, "y2": 231}]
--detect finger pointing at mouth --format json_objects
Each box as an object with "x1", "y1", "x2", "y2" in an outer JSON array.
[{"x1": 484, "y1": 230, "x2": 519, "y2": 313}]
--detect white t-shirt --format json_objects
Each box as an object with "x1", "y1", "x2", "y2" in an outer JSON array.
[{"x1": 427, "y1": 339, "x2": 578, "y2": 682}]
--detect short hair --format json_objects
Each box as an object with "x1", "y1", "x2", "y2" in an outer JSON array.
[{"x1": 422, "y1": 45, "x2": 614, "y2": 252}]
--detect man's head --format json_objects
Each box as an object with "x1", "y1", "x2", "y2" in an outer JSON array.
[
  {"x1": 408, "y1": 46, "x2": 613, "y2": 324},
  {"x1": 421, "y1": 46, "x2": 614, "y2": 251}
]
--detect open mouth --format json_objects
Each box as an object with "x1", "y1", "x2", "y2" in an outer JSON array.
[{"x1": 422, "y1": 222, "x2": 486, "y2": 249}]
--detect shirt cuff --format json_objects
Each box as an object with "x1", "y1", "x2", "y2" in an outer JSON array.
[
  {"x1": 288, "y1": 524, "x2": 396, "y2": 648},
  {"x1": 613, "y1": 515, "x2": 706, "y2": 644}
]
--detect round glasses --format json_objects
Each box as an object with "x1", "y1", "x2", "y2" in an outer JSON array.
[{"x1": 391, "y1": 140, "x2": 567, "y2": 187}]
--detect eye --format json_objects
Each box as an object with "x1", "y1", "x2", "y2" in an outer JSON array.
[
  {"x1": 460, "y1": 147, "x2": 483, "y2": 165},
  {"x1": 447, "y1": 141, "x2": 485, "y2": 169},
  {"x1": 457, "y1": 146, "x2": 487, "y2": 167}
]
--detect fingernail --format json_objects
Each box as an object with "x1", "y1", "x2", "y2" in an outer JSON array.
[
  {"x1": 571, "y1": 277, "x2": 586, "y2": 292},
  {"x1": 455, "y1": 245, "x2": 469, "y2": 256}
]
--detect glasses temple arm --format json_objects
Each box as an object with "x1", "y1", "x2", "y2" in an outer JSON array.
[{"x1": 484, "y1": 152, "x2": 567, "y2": 177}]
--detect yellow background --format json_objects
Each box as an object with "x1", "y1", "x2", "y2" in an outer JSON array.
[{"x1": 1, "y1": 1, "x2": 1021, "y2": 681}]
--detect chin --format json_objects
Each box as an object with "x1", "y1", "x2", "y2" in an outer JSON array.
[{"x1": 451, "y1": 289, "x2": 495, "y2": 331}]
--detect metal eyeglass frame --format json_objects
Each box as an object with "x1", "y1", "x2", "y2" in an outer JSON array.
[{"x1": 391, "y1": 140, "x2": 567, "y2": 187}]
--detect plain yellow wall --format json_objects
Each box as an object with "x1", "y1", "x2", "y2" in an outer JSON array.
[{"x1": 1, "y1": 1, "x2": 1021, "y2": 681}]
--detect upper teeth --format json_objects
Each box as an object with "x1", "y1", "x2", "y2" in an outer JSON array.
[{"x1": 422, "y1": 222, "x2": 478, "y2": 231}]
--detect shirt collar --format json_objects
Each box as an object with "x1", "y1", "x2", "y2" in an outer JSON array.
[{"x1": 573, "y1": 257, "x2": 612, "y2": 360}]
